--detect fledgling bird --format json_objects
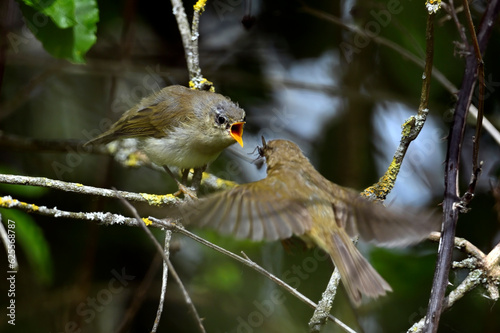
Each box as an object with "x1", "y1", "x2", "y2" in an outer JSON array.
[
  {"x1": 85, "y1": 85, "x2": 246, "y2": 194},
  {"x1": 179, "y1": 138, "x2": 440, "y2": 305}
]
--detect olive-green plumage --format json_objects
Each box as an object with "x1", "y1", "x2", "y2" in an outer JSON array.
[
  {"x1": 181, "y1": 139, "x2": 439, "y2": 305},
  {"x1": 85, "y1": 85, "x2": 246, "y2": 169}
]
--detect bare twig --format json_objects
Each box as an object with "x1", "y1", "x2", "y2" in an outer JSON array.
[
  {"x1": 152, "y1": 231, "x2": 170, "y2": 333},
  {"x1": 483, "y1": 241, "x2": 500, "y2": 274},
  {"x1": 441, "y1": 1, "x2": 468, "y2": 51},
  {"x1": 460, "y1": 0, "x2": 486, "y2": 208},
  {"x1": 116, "y1": 192, "x2": 206, "y2": 333},
  {"x1": 428, "y1": 232, "x2": 485, "y2": 260},
  {"x1": 0, "y1": 213, "x2": 18, "y2": 271}
]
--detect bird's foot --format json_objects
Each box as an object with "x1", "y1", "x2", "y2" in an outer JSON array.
[{"x1": 174, "y1": 183, "x2": 198, "y2": 200}]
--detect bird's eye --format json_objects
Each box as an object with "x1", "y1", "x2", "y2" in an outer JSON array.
[{"x1": 216, "y1": 114, "x2": 227, "y2": 125}]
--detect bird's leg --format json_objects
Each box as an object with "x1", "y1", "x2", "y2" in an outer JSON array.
[
  {"x1": 163, "y1": 166, "x2": 197, "y2": 199},
  {"x1": 191, "y1": 165, "x2": 207, "y2": 193},
  {"x1": 181, "y1": 168, "x2": 190, "y2": 185}
]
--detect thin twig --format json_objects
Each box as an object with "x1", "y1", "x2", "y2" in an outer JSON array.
[
  {"x1": 441, "y1": 1, "x2": 469, "y2": 51},
  {"x1": 460, "y1": 0, "x2": 486, "y2": 208},
  {"x1": 483, "y1": 241, "x2": 500, "y2": 274},
  {"x1": 428, "y1": 232, "x2": 485, "y2": 260},
  {"x1": 165, "y1": 234, "x2": 207, "y2": 333},
  {"x1": 0, "y1": 213, "x2": 18, "y2": 271},
  {"x1": 170, "y1": 0, "x2": 193, "y2": 72},
  {"x1": 152, "y1": 231, "x2": 170, "y2": 333},
  {"x1": 190, "y1": 1, "x2": 204, "y2": 84},
  {"x1": 115, "y1": 192, "x2": 206, "y2": 333}
]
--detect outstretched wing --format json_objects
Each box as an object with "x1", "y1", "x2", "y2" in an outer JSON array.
[
  {"x1": 180, "y1": 178, "x2": 313, "y2": 241},
  {"x1": 324, "y1": 183, "x2": 440, "y2": 247}
]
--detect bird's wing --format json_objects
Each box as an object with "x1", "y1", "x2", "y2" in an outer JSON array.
[
  {"x1": 179, "y1": 178, "x2": 314, "y2": 241},
  {"x1": 326, "y1": 183, "x2": 440, "y2": 247},
  {"x1": 86, "y1": 102, "x2": 192, "y2": 145}
]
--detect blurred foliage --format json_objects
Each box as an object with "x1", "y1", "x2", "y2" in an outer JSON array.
[
  {"x1": 1, "y1": 0, "x2": 500, "y2": 332},
  {"x1": 18, "y1": 0, "x2": 99, "y2": 63}
]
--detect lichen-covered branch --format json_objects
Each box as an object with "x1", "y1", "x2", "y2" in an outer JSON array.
[
  {"x1": 0, "y1": 195, "x2": 145, "y2": 226},
  {"x1": 362, "y1": 13, "x2": 435, "y2": 201},
  {"x1": 308, "y1": 266, "x2": 341, "y2": 332},
  {"x1": 170, "y1": 0, "x2": 212, "y2": 90},
  {"x1": 0, "y1": 173, "x2": 181, "y2": 207}
]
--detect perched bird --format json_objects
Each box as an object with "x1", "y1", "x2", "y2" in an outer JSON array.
[
  {"x1": 179, "y1": 138, "x2": 439, "y2": 305},
  {"x1": 85, "y1": 85, "x2": 246, "y2": 194}
]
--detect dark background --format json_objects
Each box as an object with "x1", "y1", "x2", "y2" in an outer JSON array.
[{"x1": 1, "y1": 0, "x2": 500, "y2": 332}]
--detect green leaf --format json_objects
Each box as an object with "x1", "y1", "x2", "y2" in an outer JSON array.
[
  {"x1": 20, "y1": 0, "x2": 76, "y2": 29},
  {"x1": 1, "y1": 209, "x2": 53, "y2": 285},
  {"x1": 19, "y1": 0, "x2": 99, "y2": 63}
]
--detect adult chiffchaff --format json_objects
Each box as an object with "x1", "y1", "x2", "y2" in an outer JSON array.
[
  {"x1": 180, "y1": 138, "x2": 439, "y2": 305},
  {"x1": 85, "y1": 85, "x2": 246, "y2": 193}
]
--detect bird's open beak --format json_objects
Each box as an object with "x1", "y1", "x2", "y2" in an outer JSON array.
[{"x1": 230, "y1": 122, "x2": 245, "y2": 147}]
